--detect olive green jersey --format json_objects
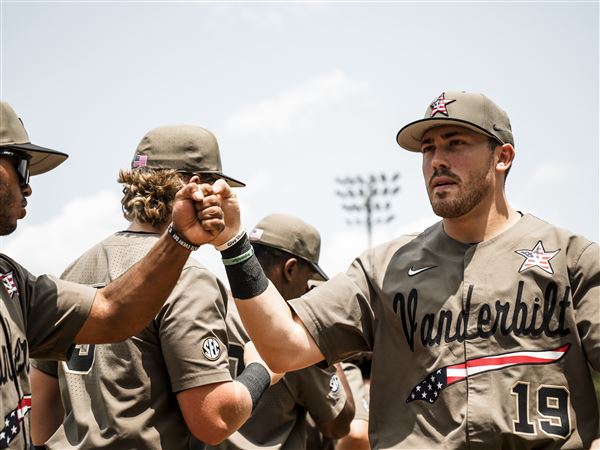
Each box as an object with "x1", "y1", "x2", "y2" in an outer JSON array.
[
  {"x1": 34, "y1": 232, "x2": 231, "y2": 450},
  {"x1": 290, "y1": 214, "x2": 599, "y2": 449}
]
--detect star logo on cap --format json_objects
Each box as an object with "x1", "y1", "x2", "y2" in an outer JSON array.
[
  {"x1": 430, "y1": 93, "x2": 456, "y2": 117},
  {"x1": 515, "y1": 241, "x2": 560, "y2": 274}
]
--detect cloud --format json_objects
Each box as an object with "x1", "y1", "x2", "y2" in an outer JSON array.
[
  {"x1": 2, "y1": 190, "x2": 125, "y2": 277},
  {"x1": 528, "y1": 161, "x2": 566, "y2": 184},
  {"x1": 511, "y1": 160, "x2": 569, "y2": 206},
  {"x1": 226, "y1": 70, "x2": 365, "y2": 133}
]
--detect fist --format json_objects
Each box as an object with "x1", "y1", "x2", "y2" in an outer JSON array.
[{"x1": 171, "y1": 176, "x2": 225, "y2": 246}]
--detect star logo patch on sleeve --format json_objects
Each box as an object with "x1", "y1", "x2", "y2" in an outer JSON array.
[{"x1": 0, "y1": 272, "x2": 18, "y2": 298}]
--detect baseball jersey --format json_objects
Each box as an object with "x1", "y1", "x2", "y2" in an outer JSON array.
[
  {"x1": 342, "y1": 362, "x2": 369, "y2": 423},
  {"x1": 305, "y1": 362, "x2": 369, "y2": 450},
  {"x1": 0, "y1": 254, "x2": 94, "y2": 450},
  {"x1": 206, "y1": 300, "x2": 347, "y2": 450},
  {"x1": 33, "y1": 231, "x2": 232, "y2": 450},
  {"x1": 289, "y1": 214, "x2": 599, "y2": 449}
]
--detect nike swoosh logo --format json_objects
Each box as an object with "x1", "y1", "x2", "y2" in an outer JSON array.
[{"x1": 408, "y1": 265, "x2": 437, "y2": 276}]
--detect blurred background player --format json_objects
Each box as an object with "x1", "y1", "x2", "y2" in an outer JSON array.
[
  {"x1": 30, "y1": 125, "x2": 280, "y2": 449},
  {"x1": 305, "y1": 279, "x2": 370, "y2": 450},
  {"x1": 205, "y1": 214, "x2": 355, "y2": 450}
]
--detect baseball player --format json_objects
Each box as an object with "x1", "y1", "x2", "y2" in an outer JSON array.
[
  {"x1": 0, "y1": 102, "x2": 225, "y2": 449},
  {"x1": 30, "y1": 125, "x2": 280, "y2": 449},
  {"x1": 335, "y1": 362, "x2": 370, "y2": 450},
  {"x1": 206, "y1": 214, "x2": 355, "y2": 450},
  {"x1": 209, "y1": 91, "x2": 600, "y2": 449},
  {"x1": 305, "y1": 361, "x2": 371, "y2": 450},
  {"x1": 304, "y1": 279, "x2": 370, "y2": 450}
]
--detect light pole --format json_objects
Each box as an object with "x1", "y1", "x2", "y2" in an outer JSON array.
[{"x1": 335, "y1": 173, "x2": 401, "y2": 249}]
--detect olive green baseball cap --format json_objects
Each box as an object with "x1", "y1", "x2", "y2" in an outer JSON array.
[
  {"x1": 131, "y1": 125, "x2": 245, "y2": 187},
  {"x1": 396, "y1": 91, "x2": 514, "y2": 152},
  {"x1": 0, "y1": 101, "x2": 68, "y2": 175},
  {"x1": 249, "y1": 213, "x2": 328, "y2": 281}
]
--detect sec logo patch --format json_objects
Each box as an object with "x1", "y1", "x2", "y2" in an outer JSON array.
[
  {"x1": 202, "y1": 337, "x2": 221, "y2": 361},
  {"x1": 329, "y1": 374, "x2": 340, "y2": 393}
]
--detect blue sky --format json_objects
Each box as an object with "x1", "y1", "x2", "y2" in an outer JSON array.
[{"x1": 1, "y1": 1, "x2": 598, "y2": 283}]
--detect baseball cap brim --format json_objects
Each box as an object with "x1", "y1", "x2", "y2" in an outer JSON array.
[
  {"x1": 249, "y1": 237, "x2": 329, "y2": 281},
  {"x1": 5, "y1": 142, "x2": 68, "y2": 176},
  {"x1": 396, "y1": 117, "x2": 500, "y2": 152},
  {"x1": 309, "y1": 261, "x2": 329, "y2": 282},
  {"x1": 196, "y1": 171, "x2": 246, "y2": 188}
]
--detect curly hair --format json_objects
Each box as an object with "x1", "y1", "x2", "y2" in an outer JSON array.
[{"x1": 118, "y1": 168, "x2": 184, "y2": 226}]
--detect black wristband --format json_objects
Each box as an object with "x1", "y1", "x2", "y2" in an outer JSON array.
[
  {"x1": 236, "y1": 362, "x2": 271, "y2": 410},
  {"x1": 221, "y1": 235, "x2": 269, "y2": 299},
  {"x1": 167, "y1": 223, "x2": 199, "y2": 251}
]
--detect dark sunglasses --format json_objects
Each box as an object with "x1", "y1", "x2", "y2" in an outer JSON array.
[{"x1": 0, "y1": 149, "x2": 31, "y2": 186}]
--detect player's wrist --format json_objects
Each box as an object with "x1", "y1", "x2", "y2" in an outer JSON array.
[
  {"x1": 236, "y1": 362, "x2": 271, "y2": 411},
  {"x1": 219, "y1": 233, "x2": 269, "y2": 299},
  {"x1": 167, "y1": 223, "x2": 200, "y2": 252},
  {"x1": 215, "y1": 228, "x2": 246, "y2": 252}
]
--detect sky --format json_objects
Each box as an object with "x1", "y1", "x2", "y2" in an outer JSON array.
[{"x1": 1, "y1": 1, "x2": 598, "y2": 285}]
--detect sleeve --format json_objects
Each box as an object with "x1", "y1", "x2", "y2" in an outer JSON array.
[
  {"x1": 31, "y1": 359, "x2": 59, "y2": 377},
  {"x1": 25, "y1": 274, "x2": 95, "y2": 360},
  {"x1": 342, "y1": 362, "x2": 369, "y2": 422},
  {"x1": 157, "y1": 265, "x2": 233, "y2": 393},
  {"x1": 294, "y1": 365, "x2": 347, "y2": 423},
  {"x1": 289, "y1": 255, "x2": 375, "y2": 365},
  {"x1": 570, "y1": 240, "x2": 600, "y2": 370}
]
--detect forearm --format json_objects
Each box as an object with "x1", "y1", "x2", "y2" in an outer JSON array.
[
  {"x1": 207, "y1": 381, "x2": 254, "y2": 442},
  {"x1": 30, "y1": 367, "x2": 64, "y2": 445},
  {"x1": 336, "y1": 419, "x2": 371, "y2": 450},
  {"x1": 178, "y1": 380, "x2": 252, "y2": 445},
  {"x1": 76, "y1": 232, "x2": 190, "y2": 343},
  {"x1": 235, "y1": 283, "x2": 323, "y2": 373},
  {"x1": 179, "y1": 361, "x2": 273, "y2": 445}
]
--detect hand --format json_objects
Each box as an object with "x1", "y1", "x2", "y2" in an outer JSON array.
[
  {"x1": 590, "y1": 438, "x2": 600, "y2": 449},
  {"x1": 244, "y1": 341, "x2": 284, "y2": 386},
  {"x1": 211, "y1": 179, "x2": 242, "y2": 248},
  {"x1": 171, "y1": 176, "x2": 225, "y2": 246}
]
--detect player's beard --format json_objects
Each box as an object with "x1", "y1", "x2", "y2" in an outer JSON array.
[
  {"x1": 427, "y1": 158, "x2": 494, "y2": 219},
  {"x1": 0, "y1": 181, "x2": 23, "y2": 236}
]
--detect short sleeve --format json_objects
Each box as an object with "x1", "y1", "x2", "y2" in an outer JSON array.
[
  {"x1": 571, "y1": 241, "x2": 600, "y2": 370},
  {"x1": 293, "y1": 365, "x2": 347, "y2": 422},
  {"x1": 31, "y1": 359, "x2": 59, "y2": 377},
  {"x1": 157, "y1": 266, "x2": 232, "y2": 393},
  {"x1": 26, "y1": 274, "x2": 95, "y2": 360},
  {"x1": 289, "y1": 257, "x2": 375, "y2": 365}
]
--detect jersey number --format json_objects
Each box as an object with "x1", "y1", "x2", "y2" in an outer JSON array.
[
  {"x1": 64, "y1": 344, "x2": 96, "y2": 374},
  {"x1": 511, "y1": 381, "x2": 570, "y2": 438}
]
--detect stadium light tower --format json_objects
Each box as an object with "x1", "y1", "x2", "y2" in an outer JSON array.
[{"x1": 335, "y1": 173, "x2": 401, "y2": 249}]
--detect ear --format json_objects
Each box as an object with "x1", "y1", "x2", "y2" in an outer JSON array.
[
  {"x1": 496, "y1": 143, "x2": 515, "y2": 175},
  {"x1": 282, "y1": 258, "x2": 298, "y2": 282}
]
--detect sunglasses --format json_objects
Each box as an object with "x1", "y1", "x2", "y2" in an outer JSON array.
[{"x1": 0, "y1": 149, "x2": 31, "y2": 186}]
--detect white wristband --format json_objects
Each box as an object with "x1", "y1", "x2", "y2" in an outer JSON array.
[{"x1": 215, "y1": 228, "x2": 246, "y2": 251}]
